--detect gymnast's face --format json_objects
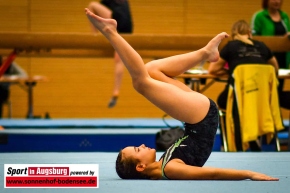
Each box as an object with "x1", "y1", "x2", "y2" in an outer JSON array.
[{"x1": 122, "y1": 144, "x2": 156, "y2": 165}]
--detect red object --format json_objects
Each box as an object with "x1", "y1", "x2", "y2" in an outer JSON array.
[
  {"x1": 224, "y1": 62, "x2": 229, "y2": 69},
  {"x1": 0, "y1": 50, "x2": 18, "y2": 77}
]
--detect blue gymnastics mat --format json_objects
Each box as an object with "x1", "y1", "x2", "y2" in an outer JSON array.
[
  {"x1": 0, "y1": 152, "x2": 289, "y2": 193},
  {"x1": 0, "y1": 118, "x2": 184, "y2": 128},
  {"x1": 0, "y1": 118, "x2": 288, "y2": 128},
  {"x1": 0, "y1": 118, "x2": 288, "y2": 152}
]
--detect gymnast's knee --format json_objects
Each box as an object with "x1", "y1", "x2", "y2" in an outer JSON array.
[{"x1": 145, "y1": 61, "x2": 160, "y2": 79}]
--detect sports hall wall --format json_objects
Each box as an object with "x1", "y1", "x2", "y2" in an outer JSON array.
[{"x1": 1, "y1": 0, "x2": 289, "y2": 119}]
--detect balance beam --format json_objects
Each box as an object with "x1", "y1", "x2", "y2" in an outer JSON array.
[
  {"x1": 0, "y1": 32, "x2": 289, "y2": 57},
  {"x1": 0, "y1": 48, "x2": 190, "y2": 58},
  {"x1": 0, "y1": 32, "x2": 224, "y2": 50}
]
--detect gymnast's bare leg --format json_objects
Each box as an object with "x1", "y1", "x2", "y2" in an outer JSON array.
[
  {"x1": 88, "y1": 2, "x2": 123, "y2": 108},
  {"x1": 85, "y1": 8, "x2": 228, "y2": 124}
]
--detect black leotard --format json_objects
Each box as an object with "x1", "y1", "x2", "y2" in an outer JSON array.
[{"x1": 159, "y1": 98, "x2": 219, "y2": 179}]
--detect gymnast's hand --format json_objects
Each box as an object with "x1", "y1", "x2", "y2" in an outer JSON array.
[{"x1": 249, "y1": 171, "x2": 279, "y2": 181}]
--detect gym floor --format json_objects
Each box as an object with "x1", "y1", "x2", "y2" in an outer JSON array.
[{"x1": 1, "y1": 152, "x2": 290, "y2": 193}]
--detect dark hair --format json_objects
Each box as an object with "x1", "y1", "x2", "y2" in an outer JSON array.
[
  {"x1": 262, "y1": 0, "x2": 268, "y2": 9},
  {"x1": 262, "y1": 0, "x2": 283, "y2": 9},
  {"x1": 115, "y1": 150, "x2": 149, "y2": 179}
]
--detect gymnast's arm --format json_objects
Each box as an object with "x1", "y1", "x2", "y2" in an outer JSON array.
[{"x1": 164, "y1": 161, "x2": 279, "y2": 181}]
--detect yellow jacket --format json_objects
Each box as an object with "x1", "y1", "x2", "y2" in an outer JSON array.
[{"x1": 226, "y1": 64, "x2": 284, "y2": 151}]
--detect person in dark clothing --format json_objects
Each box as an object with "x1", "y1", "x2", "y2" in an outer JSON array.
[
  {"x1": 208, "y1": 20, "x2": 279, "y2": 152},
  {"x1": 251, "y1": 0, "x2": 290, "y2": 109},
  {"x1": 88, "y1": 0, "x2": 133, "y2": 108}
]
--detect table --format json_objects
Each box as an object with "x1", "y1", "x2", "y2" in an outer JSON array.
[
  {"x1": 178, "y1": 69, "x2": 290, "y2": 93},
  {"x1": 178, "y1": 69, "x2": 290, "y2": 151},
  {"x1": 0, "y1": 75, "x2": 47, "y2": 119}
]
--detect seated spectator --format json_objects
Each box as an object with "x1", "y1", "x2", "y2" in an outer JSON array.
[
  {"x1": 251, "y1": 0, "x2": 290, "y2": 109},
  {"x1": 208, "y1": 20, "x2": 279, "y2": 151}
]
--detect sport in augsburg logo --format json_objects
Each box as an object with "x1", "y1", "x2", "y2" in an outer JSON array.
[{"x1": 4, "y1": 164, "x2": 99, "y2": 188}]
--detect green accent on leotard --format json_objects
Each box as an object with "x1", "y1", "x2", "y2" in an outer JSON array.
[{"x1": 161, "y1": 135, "x2": 188, "y2": 180}]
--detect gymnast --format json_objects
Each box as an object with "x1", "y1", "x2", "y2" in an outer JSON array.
[{"x1": 85, "y1": 8, "x2": 278, "y2": 181}]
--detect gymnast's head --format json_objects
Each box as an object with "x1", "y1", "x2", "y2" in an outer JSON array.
[{"x1": 115, "y1": 144, "x2": 156, "y2": 179}]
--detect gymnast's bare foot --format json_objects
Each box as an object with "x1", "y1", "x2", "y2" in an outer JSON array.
[
  {"x1": 204, "y1": 32, "x2": 229, "y2": 62},
  {"x1": 85, "y1": 8, "x2": 117, "y2": 35}
]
